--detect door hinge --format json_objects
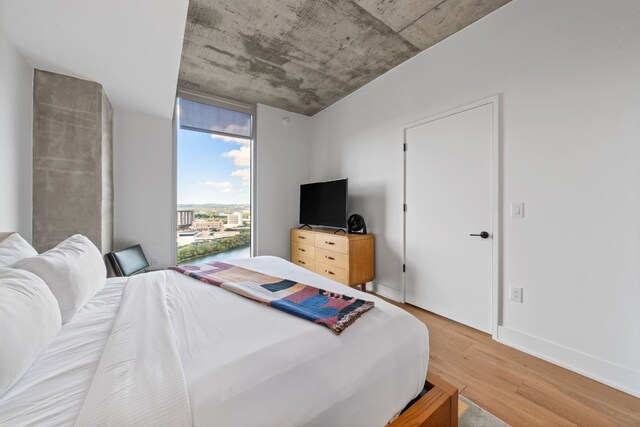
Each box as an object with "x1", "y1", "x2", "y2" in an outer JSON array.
[
  {"x1": 403, "y1": 143, "x2": 407, "y2": 151},
  {"x1": 402, "y1": 264, "x2": 406, "y2": 273},
  {"x1": 403, "y1": 203, "x2": 407, "y2": 212}
]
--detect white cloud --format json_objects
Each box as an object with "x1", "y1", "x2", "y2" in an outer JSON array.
[
  {"x1": 211, "y1": 133, "x2": 250, "y2": 146},
  {"x1": 199, "y1": 181, "x2": 235, "y2": 193},
  {"x1": 222, "y1": 146, "x2": 250, "y2": 167},
  {"x1": 231, "y1": 168, "x2": 250, "y2": 183}
]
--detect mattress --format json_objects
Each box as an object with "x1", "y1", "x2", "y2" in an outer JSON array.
[{"x1": 0, "y1": 256, "x2": 428, "y2": 426}]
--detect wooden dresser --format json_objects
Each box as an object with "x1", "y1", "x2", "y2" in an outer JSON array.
[{"x1": 290, "y1": 228, "x2": 374, "y2": 290}]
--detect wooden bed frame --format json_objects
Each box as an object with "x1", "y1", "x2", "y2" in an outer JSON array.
[{"x1": 389, "y1": 372, "x2": 458, "y2": 427}]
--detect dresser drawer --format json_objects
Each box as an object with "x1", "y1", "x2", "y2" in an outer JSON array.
[
  {"x1": 292, "y1": 253, "x2": 315, "y2": 271},
  {"x1": 314, "y1": 234, "x2": 348, "y2": 254},
  {"x1": 315, "y1": 261, "x2": 348, "y2": 285},
  {"x1": 291, "y1": 229, "x2": 314, "y2": 244},
  {"x1": 315, "y1": 247, "x2": 349, "y2": 270},
  {"x1": 291, "y1": 241, "x2": 315, "y2": 259}
]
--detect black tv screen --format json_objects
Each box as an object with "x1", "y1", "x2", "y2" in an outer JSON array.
[{"x1": 299, "y1": 179, "x2": 348, "y2": 228}]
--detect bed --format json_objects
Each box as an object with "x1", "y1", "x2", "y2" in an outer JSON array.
[{"x1": 0, "y1": 232, "x2": 456, "y2": 426}]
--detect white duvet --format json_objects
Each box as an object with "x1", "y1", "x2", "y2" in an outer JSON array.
[{"x1": 0, "y1": 256, "x2": 429, "y2": 427}]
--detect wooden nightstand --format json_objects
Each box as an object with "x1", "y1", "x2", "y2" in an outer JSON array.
[{"x1": 290, "y1": 228, "x2": 374, "y2": 291}]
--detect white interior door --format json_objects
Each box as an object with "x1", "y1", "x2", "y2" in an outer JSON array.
[{"x1": 404, "y1": 103, "x2": 494, "y2": 333}]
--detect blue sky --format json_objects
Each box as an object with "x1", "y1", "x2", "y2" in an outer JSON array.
[{"x1": 177, "y1": 129, "x2": 250, "y2": 205}]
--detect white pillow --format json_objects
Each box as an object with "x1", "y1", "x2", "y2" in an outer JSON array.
[
  {"x1": 0, "y1": 233, "x2": 37, "y2": 267},
  {"x1": 0, "y1": 268, "x2": 61, "y2": 397},
  {"x1": 11, "y1": 234, "x2": 106, "y2": 323}
]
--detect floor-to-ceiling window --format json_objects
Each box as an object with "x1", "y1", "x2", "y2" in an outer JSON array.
[{"x1": 175, "y1": 93, "x2": 253, "y2": 265}]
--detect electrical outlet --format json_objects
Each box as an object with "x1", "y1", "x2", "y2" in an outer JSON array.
[
  {"x1": 510, "y1": 287, "x2": 523, "y2": 303},
  {"x1": 151, "y1": 256, "x2": 158, "y2": 266}
]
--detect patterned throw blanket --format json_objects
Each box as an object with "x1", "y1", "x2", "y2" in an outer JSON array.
[{"x1": 169, "y1": 262, "x2": 374, "y2": 335}]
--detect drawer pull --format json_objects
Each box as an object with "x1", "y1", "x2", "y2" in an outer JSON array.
[
  {"x1": 298, "y1": 260, "x2": 306, "y2": 265},
  {"x1": 298, "y1": 248, "x2": 306, "y2": 252},
  {"x1": 325, "y1": 256, "x2": 335, "y2": 260},
  {"x1": 324, "y1": 241, "x2": 335, "y2": 245},
  {"x1": 324, "y1": 270, "x2": 335, "y2": 275},
  {"x1": 298, "y1": 236, "x2": 306, "y2": 240}
]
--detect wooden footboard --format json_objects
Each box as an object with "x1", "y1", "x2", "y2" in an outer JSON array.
[{"x1": 389, "y1": 372, "x2": 458, "y2": 427}]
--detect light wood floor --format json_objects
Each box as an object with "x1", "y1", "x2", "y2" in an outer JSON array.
[{"x1": 390, "y1": 301, "x2": 640, "y2": 426}]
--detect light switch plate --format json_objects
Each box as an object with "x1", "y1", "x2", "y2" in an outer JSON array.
[{"x1": 511, "y1": 202, "x2": 524, "y2": 218}]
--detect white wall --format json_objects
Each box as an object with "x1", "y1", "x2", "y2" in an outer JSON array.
[
  {"x1": 0, "y1": 31, "x2": 33, "y2": 241},
  {"x1": 113, "y1": 109, "x2": 175, "y2": 266},
  {"x1": 255, "y1": 104, "x2": 311, "y2": 258},
  {"x1": 309, "y1": 0, "x2": 640, "y2": 396}
]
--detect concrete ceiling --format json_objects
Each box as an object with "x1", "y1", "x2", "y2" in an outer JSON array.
[
  {"x1": 0, "y1": 0, "x2": 188, "y2": 119},
  {"x1": 179, "y1": 0, "x2": 512, "y2": 116}
]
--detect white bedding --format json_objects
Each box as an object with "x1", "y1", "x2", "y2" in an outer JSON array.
[
  {"x1": 0, "y1": 256, "x2": 428, "y2": 427},
  {"x1": 0, "y1": 276, "x2": 127, "y2": 426}
]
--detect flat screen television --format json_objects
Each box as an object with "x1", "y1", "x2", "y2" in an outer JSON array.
[{"x1": 299, "y1": 179, "x2": 348, "y2": 228}]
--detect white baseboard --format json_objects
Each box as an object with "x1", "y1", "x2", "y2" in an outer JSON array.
[
  {"x1": 497, "y1": 326, "x2": 640, "y2": 398},
  {"x1": 370, "y1": 281, "x2": 402, "y2": 302},
  {"x1": 365, "y1": 283, "x2": 639, "y2": 397}
]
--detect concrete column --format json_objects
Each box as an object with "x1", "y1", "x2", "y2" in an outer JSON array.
[{"x1": 32, "y1": 69, "x2": 113, "y2": 253}]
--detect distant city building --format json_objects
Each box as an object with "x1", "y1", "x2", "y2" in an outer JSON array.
[
  {"x1": 177, "y1": 210, "x2": 194, "y2": 228},
  {"x1": 193, "y1": 220, "x2": 224, "y2": 231},
  {"x1": 225, "y1": 212, "x2": 243, "y2": 228}
]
